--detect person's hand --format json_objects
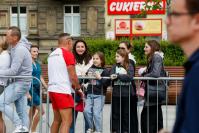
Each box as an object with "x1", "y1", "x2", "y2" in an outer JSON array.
[
  {"x1": 76, "y1": 89, "x2": 85, "y2": 100},
  {"x1": 26, "y1": 93, "x2": 32, "y2": 101},
  {"x1": 95, "y1": 71, "x2": 101, "y2": 80},
  {"x1": 159, "y1": 129, "x2": 170, "y2": 133},
  {"x1": 110, "y1": 74, "x2": 117, "y2": 80},
  {"x1": 138, "y1": 67, "x2": 147, "y2": 76}
]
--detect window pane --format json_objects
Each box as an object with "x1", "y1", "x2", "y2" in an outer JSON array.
[
  {"x1": 20, "y1": 7, "x2": 26, "y2": 14},
  {"x1": 11, "y1": 15, "x2": 27, "y2": 36},
  {"x1": 19, "y1": 15, "x2": 27, "y2": 36},
  {"x1": 11, "y1": 15, "x2": 18, "y2": 26},
  {"x1": 73, "y1": 16, "x2": 80, "y2": 35},
  {"x1": 12, "y1": 7, "x2": 17, "y2": 14},
  {"x1": 65, "y1": 6, "x2": 71, "y2": 13},
  {"x1": 64, "y1": 16, "x2": 72, "y2": 34},
  {"x1": 73, "y1": 6, "x2": 80, "y2": 13}
]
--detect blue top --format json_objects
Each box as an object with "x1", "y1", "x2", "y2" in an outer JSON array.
[
  {"x1": 173, "y1": 49, "x2": 199, "y2": 133},
  {"x1": 32, "y1": 61, "x2": 41, "y2": 86}
]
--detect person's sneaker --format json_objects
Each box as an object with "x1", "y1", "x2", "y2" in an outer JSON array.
[
  {"x1": 86, "y1": 128, "x2": 93, "y2": 133},
  {"x1": 13, "y1": 125, "x2": 29, "y2": 133}
]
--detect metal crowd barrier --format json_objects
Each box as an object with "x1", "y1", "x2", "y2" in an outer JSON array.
[
  {"x1": 0, "y1": 76, "x2": 42, "y2": 133},
  {"x1": 0, "y1": 76, "x2": 184, "y2": 133}
]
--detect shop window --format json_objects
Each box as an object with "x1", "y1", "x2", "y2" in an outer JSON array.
[{"x1": 64, "y1": 5, "x2": 80, "y2": 36}]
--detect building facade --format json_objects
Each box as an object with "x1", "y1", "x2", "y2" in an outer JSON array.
[{"x1": 0, "y1": 0, "x2": 105, "y2": 53}]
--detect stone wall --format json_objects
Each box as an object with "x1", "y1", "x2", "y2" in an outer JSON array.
[{"x1": 0, "y1": 0, "x2": 105, "y2": 53}]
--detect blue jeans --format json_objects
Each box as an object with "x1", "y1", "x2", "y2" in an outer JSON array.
[
  {"x1": 0, "y1": 82, "x2": 30, "y2": 128},
  {"x1": 84, "y1": 94, "x2": 105, "y2": 132}
]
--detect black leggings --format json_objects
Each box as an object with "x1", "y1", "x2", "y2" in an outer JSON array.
[
  {"x1": 141, "y1": 105, "x2": 163, "y2": 133},
  {"x1": 111, "y1": 96, "x2": 138, "y2": 133}
]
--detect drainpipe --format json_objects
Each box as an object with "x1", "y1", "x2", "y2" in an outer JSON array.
[{"x1": 17, "y1": 0, "x2": 20, "y2": 27}]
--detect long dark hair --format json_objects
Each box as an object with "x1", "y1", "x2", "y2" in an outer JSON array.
[
  {"x1": 73, "y1": 39, "x2": 92, "y2": 65},
  {"x1": 116, "y1": 49, "x2": 129, "y2": 70},
  {"x1": 146, "y1": 40, "x2": 160, "y2": 63}
]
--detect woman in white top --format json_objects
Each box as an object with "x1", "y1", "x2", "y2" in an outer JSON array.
[
  {"x1": 0, "y1": 36, "x2": 11, "y2": 133},
  {"x1": 73, "y1": 40, "x2": 93, "y2": 76},
  {"x1": 70, "y1": 40, "x2": 93, "y2": 133}
]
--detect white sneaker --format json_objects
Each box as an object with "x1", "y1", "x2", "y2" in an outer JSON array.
[
  {"x1": 86, "y1": 128, "x2": 93, "y2": 133},
  {"x1": 13, "y1": 125, "x2": 29, "y2": 133}
]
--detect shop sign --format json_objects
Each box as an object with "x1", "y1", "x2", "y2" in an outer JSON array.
[
  {"x1": 108, "y1": 0, "x2": 166, "y2": 15},
  {"x1": 132, "y1": 19, "x2": 162, "y2": 35},
  {"x1": 115, "y1": 19, "x2": 131, "y2": 35}
]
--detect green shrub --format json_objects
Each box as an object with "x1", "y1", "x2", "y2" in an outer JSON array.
[
  {"x1": 84, "y1": 38, "x2": 185, "y2": 66},
  {"x1": 42, "y1": 38, "x2": 185, "y2": 66}
]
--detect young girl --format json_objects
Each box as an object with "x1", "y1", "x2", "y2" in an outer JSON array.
[
  {"x1": 0, "y1": 36, "x2": 10, "y2": 133},
  {"x1": 110, "y1": 49, "x2": 138, "y2": 133},
  {"x1": 140, "y1": 40, "x2": 165, "y2": 133},
  {"x1": 84, "y1": 52, "x2": 109, "y2": 133}
]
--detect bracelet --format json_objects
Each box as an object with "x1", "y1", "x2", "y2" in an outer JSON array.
[{"x1": 76, "y1": 88, "x2": 81, "y2": 91}]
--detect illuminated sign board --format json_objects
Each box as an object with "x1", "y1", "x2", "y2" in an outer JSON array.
[{"x1": 108, "y1": 0, "x2": 166, "y2": 15}]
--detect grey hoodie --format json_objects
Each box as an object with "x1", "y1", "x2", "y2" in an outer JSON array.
[{"x1": 0, "y1": 37, "x2": 32, "y2": 82}]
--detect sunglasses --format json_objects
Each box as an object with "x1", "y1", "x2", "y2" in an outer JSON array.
[{"x1": 117, "y1": 47, "x2": 125, "y2": 50}]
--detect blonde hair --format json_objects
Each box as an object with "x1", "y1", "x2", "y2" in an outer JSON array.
[{"x1": 0, "y1": 36, "x2": 8, "y2": 53}]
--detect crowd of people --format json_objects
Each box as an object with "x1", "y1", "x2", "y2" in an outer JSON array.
[
  {"x1": 1, "y1": 0, "x2": 199, "y2": 132},
  {"x1": 0, "y1": 26, "x2": 166, "y2": 133}
]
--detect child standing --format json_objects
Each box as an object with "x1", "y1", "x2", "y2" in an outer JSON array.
[
  {"x1": 110, "y1": 49, "x2": 138, "y2": 133},
  {"x1": 84, "y1": 52, "x2": 109, "y2": 133}
]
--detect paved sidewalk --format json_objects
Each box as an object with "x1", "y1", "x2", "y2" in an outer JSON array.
[{"x1": 4, "y1": 104, "x2": 176, "y2": 133}]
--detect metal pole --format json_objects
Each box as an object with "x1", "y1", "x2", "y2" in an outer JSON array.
[{"x1": 17, "y1": 0, "x2": 20, "y2": 27}]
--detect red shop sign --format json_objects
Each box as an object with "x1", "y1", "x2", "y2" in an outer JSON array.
[{"x1": 108, "y1": 0, "x2": 166, "y2": 15}]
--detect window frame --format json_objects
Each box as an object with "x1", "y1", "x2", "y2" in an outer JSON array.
[
  {"x1": 64, "y1": 5, "x2": 80, "y2": 37},
  {"x1": 10, "y1": 6, "x2": 27, "y2": 36}
]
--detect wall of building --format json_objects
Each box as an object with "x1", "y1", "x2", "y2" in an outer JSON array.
[{"x1": 0, "y1": 0, "x2": 106, "y2": 53}]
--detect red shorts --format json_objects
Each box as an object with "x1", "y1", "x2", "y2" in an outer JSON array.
[{"x1": 49, "y1": 92, "x2": 74, "y2": 110}]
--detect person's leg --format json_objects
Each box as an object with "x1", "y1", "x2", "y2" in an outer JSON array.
[
  {"x1": 0, "y1": 83, "x2": 23, "y2": 127},
  {"x1": 121, "y1": 97, "x2": 130, "y2": 132},
  {"x1": 141, "y1": 106, "x2": 148, "y2": 133},
  {"x1": 130, "y1": 96, "x2": 138, "y2": 133},
  {"x1": 29, "y1": 106, "x2": 36, "y2": 129},
  {"x1": 158, "y1": 105, "x2": 163, "y2": 131},
  {"x1": 31, "y1": 105, "x2": 45, "y2": 132},
  {"x1": 51, "y1": 109, "x2": 61, "y2": 133},
  {"x1": 59, "y1": 108, "x2": 73, "y2": 133},
  {"x1": 0, "y1": 112, "x2": 6, "y2": 133},
  {"x1": 15, "y1": 94, "x2": 29, "y2": 128},
  {"x1": 93, "y1": 95, "x2": 105, "y2": 132},
  {"x1": 83, "y1": 94, "x2": 94, "y2": 130},
  {"x1": 111, "y1": 97, "x2": 120, "y2": 133},
  {"x1": 70, "y1": 109, "x2": 78, "y2": 133}
]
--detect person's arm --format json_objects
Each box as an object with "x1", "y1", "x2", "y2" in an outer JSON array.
[
  {"x1": 40, "y1": 75, "x2": 48, "y2": 89},
  {"x1": 0, "y1": 47, "x2": 25, "y2": 76},
  {"x1": 144, "y1": 54, "x2": 163, "y2": 78},
  {"x1": 117, "y1": 65, "x2": 134, "y2": 82},
  {"x1": 182, "y1": 67, "x2": 199, "y2": 132},
  {"x1": 67, "y1": 65, "x2": 81, "y2": 90}
]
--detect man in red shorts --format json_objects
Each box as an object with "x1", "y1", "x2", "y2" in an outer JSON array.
[{"x1": 48, "y1": 33, "x2": 83, "y2": 133}]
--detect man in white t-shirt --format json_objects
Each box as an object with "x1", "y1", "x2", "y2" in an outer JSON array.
[{"x1": 48, "y1": 33, "x2": 83, "y2": 133}]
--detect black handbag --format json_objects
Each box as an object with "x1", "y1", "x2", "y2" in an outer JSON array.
[{"x1": 145, "y1": 81, "x2": 166, "y2": 104}]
